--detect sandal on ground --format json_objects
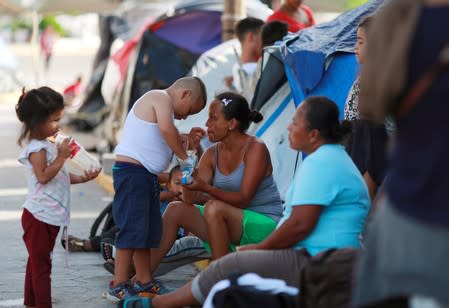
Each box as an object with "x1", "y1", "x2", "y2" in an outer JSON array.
[
  {"x1": 103, "y1": 259, "x2": 136, "y2": 278},
  {"x1": 101, "y1": 238, "x2": 115, "y2": 262},
  {"x1": 103, "y1": 259, "x2": 115, "y2": 275},
  {"x1": 61, "y1": 235, "x2": 94, "y2": 252}
]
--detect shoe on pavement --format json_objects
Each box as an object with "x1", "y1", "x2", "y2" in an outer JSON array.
[
  {"x1": 105, "y1": 281, "x2": 136, "y2": 302},
  {"x1": 133, "y1": 279, "x2": 171, "y2": 298}
]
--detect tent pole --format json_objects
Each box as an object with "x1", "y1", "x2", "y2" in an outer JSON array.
[{"x1": 222, "y1": 0, "x2": 246, "y2": 41}]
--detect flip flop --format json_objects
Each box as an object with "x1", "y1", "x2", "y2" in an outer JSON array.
[
  {"x1": 61, "y1": 235, "x2": 93, "y2": 252},
  {"x1": 103, "y1": 260, "x2": 136, "y2": 278},
  {"x1": 101, "y1": 238, "x2": 115, "y2": 262},
  {"x1": 103, "y1": 260, "x2": 115, "y2": 275}
]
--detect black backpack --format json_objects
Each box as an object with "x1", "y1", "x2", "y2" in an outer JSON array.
[
  {"x1": 299, "y1": 248, "x2": 359, "y2": 308},
  {"x1": 89, "y1": 201, "x2": 115, "y2": 240},
  {"x1": 212, "y1": 272, "x2": 298, "y2": 308}
]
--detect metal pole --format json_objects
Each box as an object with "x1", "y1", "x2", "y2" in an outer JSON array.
[
  {"x1": 30, "y1": 10, "x2": 41, "y2": 86},
  {"x1": 222, "y1": 0, "x2": 246, "y2": 41}
]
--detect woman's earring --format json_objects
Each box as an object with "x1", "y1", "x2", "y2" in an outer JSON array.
[{"x1": 228, "y1": 127, "x2": 231, "y2": 131}]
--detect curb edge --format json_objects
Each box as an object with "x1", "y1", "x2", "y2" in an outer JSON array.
[{"x1": 95, "y1": 172, "x2": 114, "y2": 195}]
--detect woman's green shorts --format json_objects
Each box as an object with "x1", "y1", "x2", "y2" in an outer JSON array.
[{"x1": 196, "y1": 204, "x2": 277, "y2": 253}]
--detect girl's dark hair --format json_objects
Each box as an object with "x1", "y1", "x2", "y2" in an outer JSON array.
[
  {"x1": 303, "y1": 96, "x2": 351, "y2": 143},
  {"x1": 168, "y1": 165, "x2": 181, "y2": 182},
  {"x1": 15, "y1": 86, "x2": 64, "y2": 146},
  {"x1": 358, "y1": 15, "x2": 373, "y2": 30},
  {"x1": 216, "y1": 91, "x2": 263, "y2": 132}
]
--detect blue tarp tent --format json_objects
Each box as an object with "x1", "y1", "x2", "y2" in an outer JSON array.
[
  {"x1": 281, "y1": 0, "x2": 384, "y2": 115},
  {"x1": 247, "y1": 0, "x2": 384, "y2": 199}
]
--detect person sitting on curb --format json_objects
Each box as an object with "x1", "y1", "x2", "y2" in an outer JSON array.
[
  {"x1": 159, "y1": 165, "x2": 183, "y2": 215},
  {"x1": 62, "y1": 165, "x2": 185, "y2": 253},
  {"x1": 343, "y1": 15, "x2": 388, "y2": 201},
  {"x1": 148, "y1": 91, "x2": 283, "y2": 278},
  {"x1": 150, "y1": 96, "x2": 371, "y2": 308}
]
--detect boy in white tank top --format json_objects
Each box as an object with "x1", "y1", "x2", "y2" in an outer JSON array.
[{"x1": 107, "y1": 77, "x2": 207, "y2": 301}]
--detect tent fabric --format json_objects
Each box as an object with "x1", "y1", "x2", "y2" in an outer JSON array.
[
  {"x1": 111, "y1": 0, "x2": 271, "y2": 87},
  {"x1": 282, "y1": 0, "x2": 384, "y2": 104},
  {"x1": 251, "y1": 46, "x2": 287, "y2": 111},
  {"x1": 285, "y1": 53, "x2": 358, "y2": 114},
  {"x1": 247, "y1": 82, "x2": 298, "y2": 200},
  {"x1": 128, "y1": 31, "x2": 198, "y2": 107},
  {"x1": 153, "y1": 10, "x2": 222, "y2": 55},
  {"x1": 176, "y1": 38, "x2": 240, "y2": 134}
]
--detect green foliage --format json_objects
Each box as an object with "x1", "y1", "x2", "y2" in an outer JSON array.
[
  {"x1": 39, "y1": 15, "x2": 67, "y2": 36},
  {"x1": 6, "y1": 18, "x2": 31, "y2": 31},
  {"x1": 346, "y1": 0, "x2": 369, "y2": 9}
]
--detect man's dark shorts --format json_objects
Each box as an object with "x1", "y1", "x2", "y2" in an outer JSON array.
[{"x1": 112, "y1": 162, "x2": 162, "y2": 249}]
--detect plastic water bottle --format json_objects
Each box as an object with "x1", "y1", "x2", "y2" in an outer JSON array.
[
  {"x1": 180, "y1": 151, "x2": 197, "y2": 185},
  {"x1": 54, "y1": 133, "x2": 101, "y2": 175},
  {"x1": 199, "y1": 136, "x2": 213, "y2": 152}
]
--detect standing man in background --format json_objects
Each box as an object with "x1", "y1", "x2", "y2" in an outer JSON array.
[{"x1": 224, "y1": 17, "x2": 264, "y2": 100}]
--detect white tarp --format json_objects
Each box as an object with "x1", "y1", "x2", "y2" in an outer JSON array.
[
  {"x1": 247, "y1": 82, "x2": 299, "y2": 200},
  {"x1": 176, "y1": 38, "x2": 241, "y2": 133}
]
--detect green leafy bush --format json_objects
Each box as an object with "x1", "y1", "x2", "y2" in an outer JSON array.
[
  {"x1": 39, "y1": 15, "x2": 67, "y2": 36},
  {"x1": 7, "y1": 19, "x2": 31, "y2": 31},
  {"x1": 346, "y1": 0, "x2": 369, "y2": 9}
]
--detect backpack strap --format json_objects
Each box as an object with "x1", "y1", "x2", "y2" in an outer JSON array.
[
  {"x1": 89, "y1": 201, "x2": 113, "y2": 239},
  {"x1": 396, "y1": 42, "x2": 449, "y2": 119},
  {"x1": 228, "y1": 271, "x2": 241, "y2": 286}
]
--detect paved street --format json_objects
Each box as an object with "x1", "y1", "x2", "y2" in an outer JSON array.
[
  {"x1": 0, "y1": 95, "x2": 117, "y2": 307},
  {"x1": 0, "y1": 44, "x2": 197, "y2": 307}
]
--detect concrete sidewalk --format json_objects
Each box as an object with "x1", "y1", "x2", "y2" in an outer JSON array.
[
  {"x1": 0, "y1": 174, "x2": 199, "y2": 308},
  {"x1": 1, "y1": 37, "x2": 198, "y2": 307},
  {"x1": 0, "y1": 119, "x2": 198, "y2": 308}
]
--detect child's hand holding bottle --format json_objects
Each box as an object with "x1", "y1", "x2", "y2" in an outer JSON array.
[
  {"x1": 179, "y1": 152, "x2": 198, "y2": 185},
  {"x1": 54, "y1": 133, "x2": 101, "y2": 175},
  {"x1": 55, "y1": 136, "x2": 72, "y2": 161},
  {"x1": 78, "y1": 168, "x2": 102, "y2": 183}
]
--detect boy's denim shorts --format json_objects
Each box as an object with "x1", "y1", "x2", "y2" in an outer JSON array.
[{"x1": 112, "y1": 162, "x2": 162, "y2": 249}]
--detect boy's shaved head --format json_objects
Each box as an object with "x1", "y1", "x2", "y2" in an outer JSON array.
[{"x1": 172, "y1": 76, "x2": 207, "y2": 109}]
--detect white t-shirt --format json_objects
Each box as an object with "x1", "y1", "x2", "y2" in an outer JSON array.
[
  {"x1": 18, "y1": 139, "x2": 71, "y2": 227},
  {"x1": 232, "y1": 62, "x2": 258, "y2": 93}
]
